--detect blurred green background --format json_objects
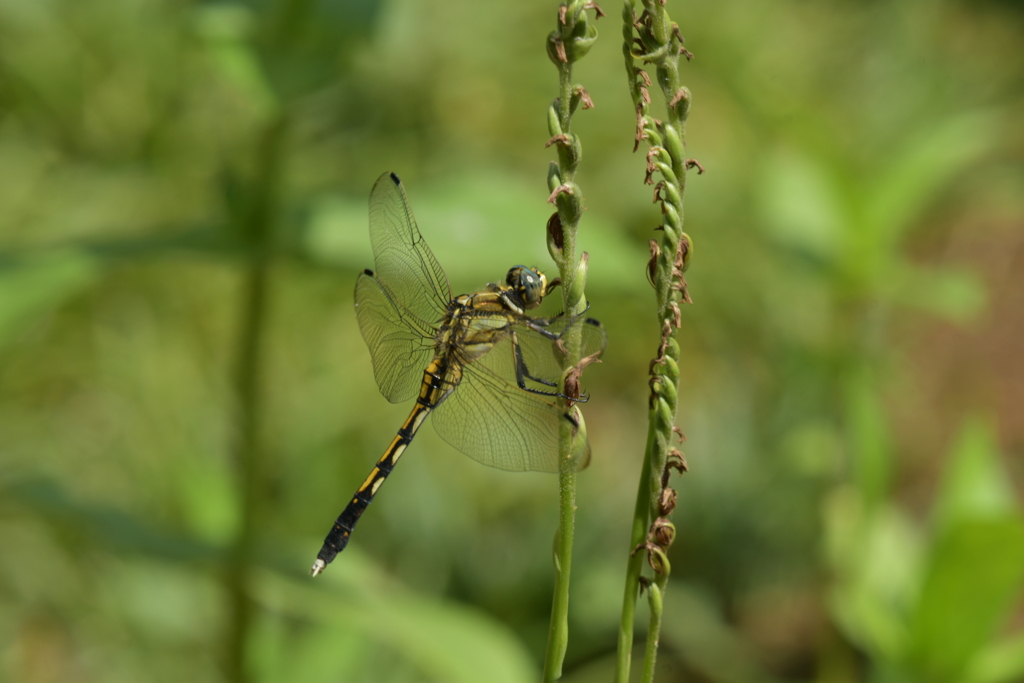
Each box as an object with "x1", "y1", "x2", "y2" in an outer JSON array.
[{"x1": 2, "y1": 0, "x2": 1023, "y2": 681}]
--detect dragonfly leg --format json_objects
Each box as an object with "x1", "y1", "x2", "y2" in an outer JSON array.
[
  {"x1": 523, "y1": 319, "x2": 561, "y2": 340},
  {"x1": 524, "y1": 304, "x2": 593, "y2": 340},
  {"x1": 511, "y1": 331, "x2": 573, "y2": 398}
]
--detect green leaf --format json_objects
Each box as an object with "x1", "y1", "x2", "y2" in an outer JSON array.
[
  {"x1": 844, "y1": 369, "x2": 892, "y2": 510},
  {"x1": 963, "y1": 633, "x2": 1024, "y2": 683},
  {"x1": 962, "y1": 634, "x2": 1024, "y2": 683},
  {"x1": 757, "y1": 147, "x2": 845, "y2": 262},
  {"x1": 660, "y1": 584, "x2": 784, "y2": 683},
  {"x1": 175, "y1": 454, "x2": 241, "y2": 546},
  {"x1": 905, "y1": 418, "x2": 1024, "y2": 680},
  {"x1": 302, "y1": 194, "x2": 375, "y2": 268},
  {"x1": 0, "y1": 251, "x2": 99, "y2": 352},
  {"x1": 6, "y1": 477, "x2": 219, "y2": 562},
  {"x1": 257, "y1": 559, "x2": 537, "y2": 683},
  {"x1": 907, "y1": 518, "x2": 1024, "y2": 681},
  {"x1": 252, "y1": 616, "x2": 367, "y2": 683},
  {"x1": 882, "y1": 263, "x2": 987, "y2": 325},
  {"x1": 194, "y1": 4, "x2": 278, "y2": 117},
  {"x1": 359, "y1": 589, "x2": 535, "y2": 683},
  {"x1": 863, "y1": 111, "x2": 999, "y2": 244},
  {"x1": 824, "y1": 490, "x2": 920, "y2": 662},
  {"x1": 934, "y1": 418, "x2": 1019, "y2": 532}
]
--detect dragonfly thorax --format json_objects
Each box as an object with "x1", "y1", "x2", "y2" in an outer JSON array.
[{"x1": 505, "y1": 266, "x2": 548, "y2": 311}]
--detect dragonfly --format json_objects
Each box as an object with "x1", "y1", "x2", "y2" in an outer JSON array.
[{"x1": 310, "y1": 172, "x2": 605, "y2": 577}]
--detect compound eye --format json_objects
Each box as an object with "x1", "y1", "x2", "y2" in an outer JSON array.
[
  {"x1": 520, "y1": 272, "x2": 536, "y2": 305},
  {"x1": 505, "y1": 266, "x2": 523, "y2": 287},
  {"x1": 519, "y1": 270, "x2": 543, "y2": 307},
  {"x1": 506, "y1": 265, "x2": 546, "y2": 309}
]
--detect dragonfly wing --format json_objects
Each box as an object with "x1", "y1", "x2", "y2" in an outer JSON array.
[
  {"x1": 431, "y1": 331, "x2": 592, "y2": 473},
  {"x1": 368, "y1": 172, "x2": 452, "y2": 322},
  {"x1": 354, "y1": 270, "x2": 437, "y2": 404}
]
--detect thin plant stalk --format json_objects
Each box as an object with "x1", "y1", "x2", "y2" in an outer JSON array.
[
  {"x1": 615, "y1": 0, "x2": 696, "y2": 680},
  {"x1": 641, "y1": 581, "x2": 664, "y2": 682},
  {"x1": 615, "y1": 423, "x2": 655, "y2": 680},
  {"x1": 541, "y1": 1, "x2": 602, "y2": 680},
  {"x1": 542, "y1": 52, "x2": 580, "y2": 683},
  {"x1": 225, "y1": 114, "x2": 287, "y2": 683},
  {"x1": 544, "y1": 460, "x2": 576, "y2": 683}
]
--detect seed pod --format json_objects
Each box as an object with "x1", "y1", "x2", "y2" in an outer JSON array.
[
  {"x1": 565, "y1": 252, "x2": 589, "y2": 310},
  {"x1": 547, "y1": 162, "x2": 562, "y2": 193},
  {"x1": 547, "y1": 101, "x2": 563, "y2": 137},
  {"x1": 664, "y1": 123, "x2": 685, "y2": 166}
]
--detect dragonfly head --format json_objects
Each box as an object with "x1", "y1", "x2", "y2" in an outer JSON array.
[{"x1": 506, "y1": 266, "x2": 548, "y2": 310}]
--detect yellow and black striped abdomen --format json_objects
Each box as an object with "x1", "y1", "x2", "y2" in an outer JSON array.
[{"x1": 310, "y1": 357, "x2": 456, "y2": 575}]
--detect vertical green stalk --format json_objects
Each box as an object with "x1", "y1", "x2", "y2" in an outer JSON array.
[
  {"x1": 640, "y1": 581, "x2": 664, "y2": 682},
  {"x1": 615, "y1": 0, "x2": 695, "y2": 681},
  {"x1": 541, "y1": 2, "x2": 601, "y2": 681},
  {"x1": 225, "y1": 114, "x2": 286, "y2": 683},
  {"x1": 544, "y1": 454, "x2": 576, "y2": 683},
  {"x1": 616, "y1": 422, "x2": 655, "y2": 680}
]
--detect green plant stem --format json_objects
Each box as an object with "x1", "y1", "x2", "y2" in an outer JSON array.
[
  {"x1": 226, "y1": 260, "x2": 266, "y2": 683},
  {"x1": 615, "y1": 9, "x2": 656, "y2": 670},
  {"x1": 558, "y1": 68, "x2": 573, "y2": 143},
  {"x1": 544, "y1": 463, "x2": 576, "y2": 683},
  {"x1": 542, "y1": 2, "x2": 598, "y2": 678},
  {"x1": 225, "y1": 114, "x2": 286, "y2": 683},
  {"x1": 615, "y1": 424, "x2": 655, "y2": 682},
  {"x1": 616, "y1": 0, "x2": 692, "y2": 680},
  {"x1": 641, "y1": 581, "x2": 665, "y2": 683},
  {"x1": 543, "y1": 54, "x2": 579, "y2": 683}
]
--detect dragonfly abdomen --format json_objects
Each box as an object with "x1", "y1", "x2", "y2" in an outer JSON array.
[{"x1": 310, "y1": 358, "x2": 454, "y2": 576}]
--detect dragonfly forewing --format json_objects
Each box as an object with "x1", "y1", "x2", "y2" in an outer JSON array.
[
  {"x1": 355, "y1": 270, "x2": 438, "y2": 404},
  {"x1": 368, "y1": 173, "x2": 451, "y2": 323}
]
